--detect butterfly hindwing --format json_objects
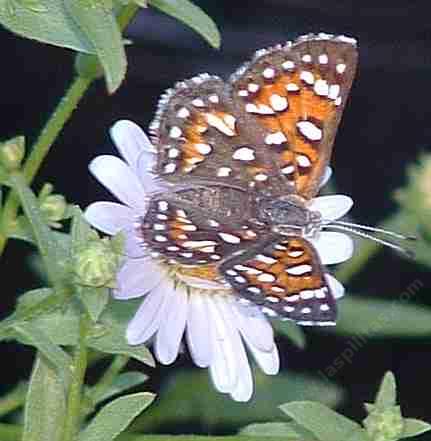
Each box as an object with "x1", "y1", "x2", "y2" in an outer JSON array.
[
  {"x1": 230, "y1": 33, "x2": 358, "y2": 199},
  {"x1": 139, "y1": 185, "x2": 265, "y2": 265},
  {"x1": 219, "y1": 235, "x2": 337, "y2": 325}
]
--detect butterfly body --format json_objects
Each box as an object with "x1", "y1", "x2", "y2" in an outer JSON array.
[{"x1": 140, "y1": 33, "x2": 358, "y2": 325}]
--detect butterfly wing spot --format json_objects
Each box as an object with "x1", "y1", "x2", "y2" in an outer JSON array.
[
  {"x1": 336, "y1": 63, "x2": 346, "y2": 74},
  {"x1": 205, "y1": 113, "x2": 236, "y2": 136},
  {"x1": 262, "y1": 67, "x2": 276, "y2": 79},
  {"x1": 218, "y1": 232, "x2": 241, "y2": 244},
  {"x1": 176, "y1": 107, "x2": 190, "y2": 118},
  {"x1": 169, "y1": 126, "x2": 182, "y2": 139},
  {"x1": 314, "y1": 79, "x2": 329, "y2": 96},
  {"x1": 318, "y1": 53, "x2": 329, "y2": 64},
  {"x1": 232, "y1": 146, "x2": 256, "y2": 161},
  {"x1": 269, "y1": 94, "x2": 289, "y2": 111},
  {"x1": 300, "y1": 71, "x2": 315, "y2": 85}
]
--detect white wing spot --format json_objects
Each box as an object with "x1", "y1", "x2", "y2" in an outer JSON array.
[
  {"x1": 265, "y1": 131, "x2": 287, "y2": 145},
  {"x1": 248, "y1": 286, "x2": 261, "y2": 294},
  {"x1": 167, "y1": 245, "x2": 180, "y2": 251},
  {"x1": 254, "y1": 173, "x2": 268, "y2": 181},
  {"x1": 208, "y1": 219, "x2": 220, "y2": 227},
  {"x1": 297, "y1": 154, "x2": 312, "y2": 168},
  {"x1": 217, "y1": 167, "x2": 232, "y2": 177},
  {"x1": 281, "y1": 165, "x2": 295, "y2": 175},
  {"x1": 320, "y1": 304, "x2": 330, "y2": 311},
  {"x1": 286, "y1": 264, "x2": 313, "y2": 275},
  {"x1": 158, "y1": 201, "x2": 168, "y2": 211},
  {"x1": 297, "y1": 120, "x2": 323, "y2": 141},
  {"x1": 262, "y1": 67, "x2": 276, "y2": 79},
  {"x1": 233, "y1": 147, "x2": 255, "y2": 161},
  {"x1": 336, "y1": 63, "x2": 346, "y2": 74},
  {"x1": 156, "y1": 214, "x2": 168, "y2": 220},
  {"x1": 235, "y1": 276, "x2": 247, "y2": 283},
  {"x1": 314, "y1": 79, "x2": 329, "y2": 96},
  {"x1": 300, "y1": 71, "x2": 314, "y2": 85},
  {"x1": 301, "y1": 307, "x2": 312, "y2": 314},
  {"x1": 271, "y1": 286, "x2": 284, "y2": 293},
  {"x1": 318, "y1": 53, "x2": 329, "y2": 64},
  {"x1": 288, "y1": 250, "x2": 304, "y2": 258},
  {"x1": 248, "y1": 83, "x2": 260, "y2": 93},
  {"x1": 218, "y1": 232, "x2": 241, "y2": 244},
  {"x1": 154, "y1": 234, "x2": 167, "y2": 242},
  {"x1": 302, "y1": 54, "x2": 312, "y2": 63},
  {"x1": 180, "y1": 252, "x2": 193, "y2": 258},
  {"x1": 275, "y1": 244, "x2": 288, "y2": 250},
  {"x1": 179, "y1": 224, "x2": 197, "y2": 231},
  {"x1": 191, "y1": 98, "x2": 205, "y2": 107},
  {"x1": 153, "y1": 224, "x2": 166, "y2": 231},
  {"x1": 226, "y1": 269, "x2": 238, "y2": 276},
  {"x1": 286, "y1": 83, "x2": 300, "y2": 92},
  {"x1": 282, "y1": 60, "x2": 295, "y2": 70},
  {"x1": 284, "y1": 305, "x2": 295, "y2": 313},
  {"x1": 176, "y1": 107, "x2": 190, "y2": 118},
  {"x1": 205, "y1": 113, "x2": 235, "y2": 136},
  {"x1": 257, "y1": 273, "x2": 276, "y2": 282},
  {"x1": 195, "y1": 143, "x2": 212, "y2": 155},
  {"x1": 286, "y1": 294, "x2": 299, "y2": 303},
  {"x1": 256, "y1": 254, "x2": 277, "y2": 264},
  {"x1": 238, "y1": 90, "x2": 249, "y2": 97},
  {"x1": 183, "y1": 240, "x2": 217, "y2": 248},
  {"x1": 328, "y1": 84, "x2": 341, "y2": 100},
  {"x1": 209, "y1": 94, "x2": 219, "y2": 103},
  {"x1": 300, "y1": 290, "x2": 315, "y2": 300},
  {"x1": 261, "y1": 307, "x2": 277, "y2": 317},
  {"x1": 315, "y1": 288, "x2": 327, "y2": 299},
  {"x1": 163, "y1": 163, "x2": 177, "y2": 173},
  {"x1": 168, "y1": 148, "x2": 180, "y2": 158},
  {"x1": 269, "y1": 94, "x2": 288, "y2": 111},
  {"x1": 169, "y1": 126, "x2": 182, "y2": 139},
  {"x1": 210, "y1": 254, "x2": 221, "y2": 260},
  {"x1": 267, "y1": 296, "x2": 280, "y2": 303}
]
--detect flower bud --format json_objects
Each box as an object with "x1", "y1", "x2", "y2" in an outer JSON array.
[
  {"x1": 73, "y1": 238, "x2": 120, "y2": 288},
  {"x1": 364, "y1": 406, "x2": 404, "y2": 441},
  {"x1": 40, "y1": 194, "x2": 68, "y2": 227},
  {"x1": 0, "y1": 136, "x2": 25, "y2": 171}
]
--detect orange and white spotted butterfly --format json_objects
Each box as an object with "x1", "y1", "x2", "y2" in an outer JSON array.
[{"x1": 137, "y1": 33, "x2": 358, "y2": 325}]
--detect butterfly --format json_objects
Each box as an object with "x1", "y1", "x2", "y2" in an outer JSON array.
[{"x1": 137, "y1": 33, "x2": 359, "y2": 326}]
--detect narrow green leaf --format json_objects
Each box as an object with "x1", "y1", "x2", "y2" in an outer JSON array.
[
  {"x1": 79, "y1": 392, "x2": 155, "y2": 441},
  {"x1": 0, "y1": 0, "x2": 94, "y2": 53},
  {"x1": 22, "y1": 355, "x2": 66, "y2": 441},
  {"x1": 375, "y1": 372, "x2": 397, "y2": 409},
  {"x1": 88, "y1": 299, "x2": 155, "y2": 366},
  {"x1": 402, "y1": 418, "x2": 431, "y2": 438},
  {"x1": 149, "y1": 0, "x2": 220, "y2": 48},
  {"x1": 9, "y1": 173, "x2": 68, "y2": 286},
  {"x1": 280, "y1": 402, "x2": 369, "y2": 441},
  {"x1": 89, "y1": 372, "x2": 148, "y2": 405},
  {"x1": 329, "y1": 294, "x2": 431, "y2": 338},
  {"x1": 64, "y1": 0, "x2": 127, "y2": 93},
  {"x1": 13, "y1": 322, "x2": 72, "y2": 385},
  {"x1": 240, "y1": 422, "x2": 305, "y2": 438},
  {"x1": 273, "y1": 321, "x2": 306, "y2": 349}
]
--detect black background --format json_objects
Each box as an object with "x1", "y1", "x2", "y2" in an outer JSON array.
[{"x1": 1, "y1": 0, "x2": 431, "y2": 433}]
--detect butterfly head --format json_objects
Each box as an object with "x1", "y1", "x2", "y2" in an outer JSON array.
[{"x1": 257, "y1": 194, "x2": 322, "y2": 237}]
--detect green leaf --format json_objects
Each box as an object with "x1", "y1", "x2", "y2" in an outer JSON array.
[
  {"x1": 133, "y1": 370, "x2": 343, "y2": 432},
  {"x1": 22, "y1": 355, "x2": 66, "y2": 441},
  {"x1": 78, "y1": 286, "x2": 110, "y2": 323},
  {"x1": 89, "y1": 372, "x2": 148, "y2": 405},
  {"x1": 375, "y1": 372, "x2": 397, "y2": 409},
  {"x1": 280, "y1": 402, "x2": 369, "y2": 441},
  {"x1": 64, "y1": 0, "x2": 127, "y2": 93},
  {"x1": 12, "y1": 322, "x2": 72, "y2": 385},
  {"x1": 149, "y1": 0, "x2": 220, "y2": 48},
  {"x1": 402, "y1": 418, "x2": 431, "y2": 438},
  {"x1": 273, "y1": 321, "x2": 306, "y2": 349},
  {"x1": 79, "y1": 392, "x2": 155, "y2": 441},
  {"x1": 15, "y1": 288, "x2": 54, "y2": 316},
  {"x1": 0, "y1": 0, "x2": 94, "y2": 53},
  {"x1": 329, "y1": 295, "x2": 431, "y2": 338},
  {"x1": 9, "y1": 173, "x2": 68, "y2": 286},
  {"x1": 0, "y1": 163, "x2": 10, "y2": 186},
  {"x1": 88, "y1": 299, "x2": 155, "y2": 366},
  {"x1": 240, "y1": 422, "x2": 305, "y2": 439}
]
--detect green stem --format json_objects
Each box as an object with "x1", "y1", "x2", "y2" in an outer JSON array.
[
  {"x1": 62, "y1": 314, "x2": 90, "y2": 441},
  {"x1": 90, "y1": 355, "x2": 130, "y2": 406},
  {"x1": 0, "y1": 3, "x2": 140, "y2": 258},
  {"x1": 0, "y1": 423, "x2": 21, "y2": 441}
]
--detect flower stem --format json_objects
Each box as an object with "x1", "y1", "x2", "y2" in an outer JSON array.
[
  {"x1": 62, "y1": 314, "x2": 90, "y2": 441},
  {"x1": 0, "y1": 75, "x2": 92, "y2": 256},
  {"x1": 0, "y1": 382, "x2": 27, "y2": 418},
  {"x1": 0, "y1": 3, "x2": 140, "y2": 258}
]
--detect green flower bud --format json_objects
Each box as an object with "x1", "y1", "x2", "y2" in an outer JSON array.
[
  {"x1": 0, "y1": 136, "x2": 25, "y2": 171},
  {"x1": 74, "y1": 238, "x2": 120, "y2": 288},
  {"x1": 364, "y1": 406, "x2": 404, "y2": 441},
  {"x1": 40, "y1": 194, "x2": 68, "y2": 227}
]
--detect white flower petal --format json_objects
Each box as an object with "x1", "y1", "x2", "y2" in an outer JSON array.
[
  {"x1": 311, "y1": 232, "x2": 354, "y2": 265},
  {"x1": 135, "y1": 151, "x2": 165, "y2": 193},
  {"x1": 186, "y1": 293, "x2": 213, "y2": 367},
  {"x1": 126, "y1": 279, "x2": 172, "y2": 344},
  {"x1": 176, "y1": 273, "x2": 229, "y2": 291},
  {"x1": 89, "y1": 155, "x2": 147, "y2": 212},
  {"x1": 232, "y1": 303, "x2": 275, "y2": 353},
  {"x1": 207, "y1": 297, "x2": 239, "y2": 393},
  {"x1": 114, "y1": 257, "x2": 163, "y2": 299},
  {"x1": 84, "y1": 201, "x2": 135, "y2": 235},
  {"x1": 110, "y1": 120, "x2": 156, "y2": 170},
  {"x1": 319, "y1": 166, "x2": 332, "y2": 188},
  {"x1": 155, "y1": 286, "x2": 188, "y2": 364},
  {"x1": 308, "y1": 195, "x2": 353, "y2": 221},
  {"x1": 246, "y1": 343, "x2": 280, "y2": 375},
  {"x1": 325, "y1": 273, "x2": 345, "y2": 299}
]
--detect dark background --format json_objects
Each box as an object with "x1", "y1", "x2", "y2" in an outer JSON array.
[{"x1": 1, "y1": 0, "x2": 431, "y2": 434}]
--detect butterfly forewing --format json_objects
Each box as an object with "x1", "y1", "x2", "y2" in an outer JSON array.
[
  {"x1": 230, "y1": 33, "x2": 358, "y2": 198},
  {"x1": 139, "y1": 185, "x2": 264, "y2": 265},
  {"x1": 220, "y1": 235, "x2": 336, "y2": 324}
]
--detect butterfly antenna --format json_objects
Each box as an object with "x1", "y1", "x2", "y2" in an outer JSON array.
[
  {"x1": 329, "y1": 220, "x2": 417, "y2": 241},
  {"x1": 325, "y1": 224, "x2": 415, "y2": 259}
]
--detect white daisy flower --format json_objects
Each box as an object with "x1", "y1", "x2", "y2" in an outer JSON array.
[{"x1": 84, "y1": 120, "x2": 353, "y2": 401}]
